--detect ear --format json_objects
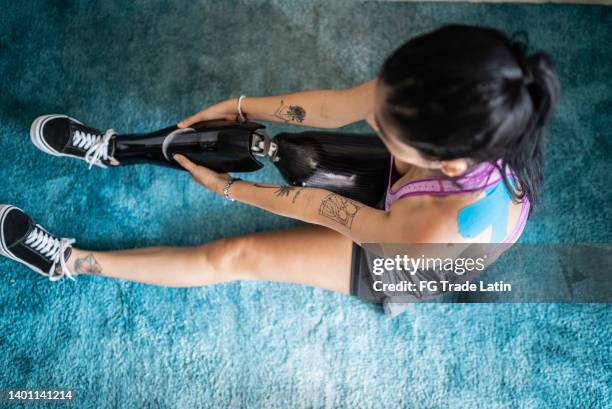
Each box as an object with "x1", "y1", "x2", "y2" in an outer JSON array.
[{"x1": 440, "y1": 159, "x2": 469, "y2": 177}]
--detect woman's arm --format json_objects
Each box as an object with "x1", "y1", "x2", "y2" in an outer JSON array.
[
  {"x1": 179, "y1": 78, "x2": 377, "y2": 129},
  {"x1": 240, "y1": 79, "x2": 377, "y2": 128},
  {"x1": 229, "y1": 181, "x2": 387, "y2": 244},
  {"x1": 174, "y1": 154, "x2": 437, "y2": 245}
]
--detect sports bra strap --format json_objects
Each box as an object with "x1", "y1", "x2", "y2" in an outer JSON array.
[{"x1": 385, "y1": 158, "x2": 511, "y2": 211}]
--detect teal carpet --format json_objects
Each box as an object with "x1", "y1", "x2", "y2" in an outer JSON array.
[{"x1": 1, "y1": 1, "x2": 610, "y2": 407}]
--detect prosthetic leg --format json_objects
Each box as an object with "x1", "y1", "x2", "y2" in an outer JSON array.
[
  {"x1": 112, "y1": 120, "x2": 391, "y2": 206},
  {"x1": 113, "y1": 120, "x2": 266, "y2": 173}
]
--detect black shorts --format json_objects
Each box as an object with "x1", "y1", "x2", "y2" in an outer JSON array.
[
  {"x1": 350, "y1": 242, "x2": 489, "y2": 309},
  {"x1": 349, "y1": 242, "x2": 441, "y2": 303},
  {"x1": 350, "y1": 242, "x2": 385, "y2": 302},
  {"x1": 349, "y1": 242, "x2": 461, "y2": 307}
]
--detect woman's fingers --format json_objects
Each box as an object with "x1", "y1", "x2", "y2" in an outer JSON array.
[
  {"x1": 174, "y1": 154, "x2": 232, "y2": 195},
  {"x1": 178, "y1": 99, "x2": 235, "y2": 128},
  {"x1": 178, "y1": 110, "x2": 210, "y2": 128},
  {"x1": 173, "y1": 154, "x2": 199, "y2": 174},
  {"x1": 174, "y1": 154, "x2": 222, "y2": 188}
]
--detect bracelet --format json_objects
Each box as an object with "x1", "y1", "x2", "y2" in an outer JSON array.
[
  {"x1": 223, "y1": 177, "x2": 242, "y2": 202},
  {"x1": 237, "y1": 95, "x2": 247, "y2": 123}
]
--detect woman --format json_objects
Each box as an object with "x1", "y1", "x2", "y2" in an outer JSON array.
[{"x1": 0, "y1": 25, "x2": 559, "y2": 308}]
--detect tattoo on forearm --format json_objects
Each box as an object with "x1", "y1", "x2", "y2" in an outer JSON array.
[
  {"x1": 275, "y1": 185, "x2": 295, "y2": 197},
  {"x1": 74, "y1": 254, "x2": 103, "y2": 275},
  {"x1": 274, "y1": 99, "x2": 306, "y2": 123},
  {"x1": 292, "y1": 188, "x2": 305, "y2": 204},
  {"x1": 318, "y1": 194, "x2": 363, "y2": 229},
  {"x1": 253, "y1": 183, "x2": 305, "y2": 202}
]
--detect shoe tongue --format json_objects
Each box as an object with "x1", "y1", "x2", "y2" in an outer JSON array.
[
  {"x1": 107, "y1": 134, "x2": 117, "y2": 159},
  {"x1": 71, "y1": 123, "x2": 116, "y2": 164},
  {"x1": 47, "y1": 236, "x2": 73, "y2": 280},
  {"x1": 63, "y1": 246, "x2": 72, "y2": 263}
]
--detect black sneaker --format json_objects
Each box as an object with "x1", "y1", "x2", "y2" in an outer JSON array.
[
  {"x1": 0, "y1": 205, "x2": 75, "y2": 281},
  {"x1": 30, "y1": 114, "x2": 119, "y2": 168}
]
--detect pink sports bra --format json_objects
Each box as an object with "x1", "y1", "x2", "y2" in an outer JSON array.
[{"x1": 384, "y1": 156, "x2": 531, "y2": 244}]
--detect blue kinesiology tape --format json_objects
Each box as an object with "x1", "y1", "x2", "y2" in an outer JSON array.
[{"x1": 457, "y1": 181, "x2": 513, "y2": 242}]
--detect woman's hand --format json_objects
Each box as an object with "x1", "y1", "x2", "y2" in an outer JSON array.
[
  {"x1": 178, "y1": 98, "x2": 239, "y2": 128},
  {"x1": 173, "y1": 154, "x2": 232, "y2": 195}
]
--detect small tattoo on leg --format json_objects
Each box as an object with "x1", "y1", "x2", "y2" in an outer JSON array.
[
  {"x1": 74, "y1": 254, "x2": 103, "y2": 275},
  {"x1": 318, "y1": 194, "x2": 363, "y2": 229},
  {"x1": 274, "y1": 100, "x2": 306, "y2": 123}
]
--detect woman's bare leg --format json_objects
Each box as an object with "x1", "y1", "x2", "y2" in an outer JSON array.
[{"x1": 67, "y1": 225, "x2": 354, "y2": 294}]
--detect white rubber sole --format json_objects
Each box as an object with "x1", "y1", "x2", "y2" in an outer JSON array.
[
  {"x1": 0, "y1": 205, "x2": 49, "y2": 278},
  {"x1": 30, "y1": 114, "x2": 107, "y2": 168}
]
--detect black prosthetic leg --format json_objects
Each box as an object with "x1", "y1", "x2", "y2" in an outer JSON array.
[
  {"x1": 111, "y1": 120, "x2": 391, "y2": 206},
  {"x1": 270, "y1": 131, "x2": 390, "y2": 206}
]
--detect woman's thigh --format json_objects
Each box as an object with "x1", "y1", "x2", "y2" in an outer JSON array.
[{"x1": 218, "y1": 224, "x2": 354, "y2": 294}]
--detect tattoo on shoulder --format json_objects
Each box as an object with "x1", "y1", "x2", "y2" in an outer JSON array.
[
  {"x1": 274, "y1": 99, "x2": 306, "y2": 123},
  {"x1": 318, "y1": 193, "x2": 363, "y2": 229},
  {"x1": 74, "y1": 254, "x2": 103, "y2": 275}
]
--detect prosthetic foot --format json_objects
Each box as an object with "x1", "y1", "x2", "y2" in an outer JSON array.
[
  {"x1": 31, "y1": 114, "x2": 118, "y2": 168},
  {"x1": 30, "y1": 115, "x2": 265, "y2": 172},
  {"x1": 31, "y1": 116, "x2": 391, "y2": 206}
]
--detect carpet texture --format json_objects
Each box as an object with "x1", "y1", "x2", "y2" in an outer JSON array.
[{"x1": 0, "y1": 1, "x2": 610, "y2": 408}]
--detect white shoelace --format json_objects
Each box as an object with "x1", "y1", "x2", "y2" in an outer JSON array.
[
  {"x1": 25, "y1": 226, "x2": 76, "y2": 281},
  {"x1": 72, "y1": 129, "x2": 116, "y2": 169}
]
